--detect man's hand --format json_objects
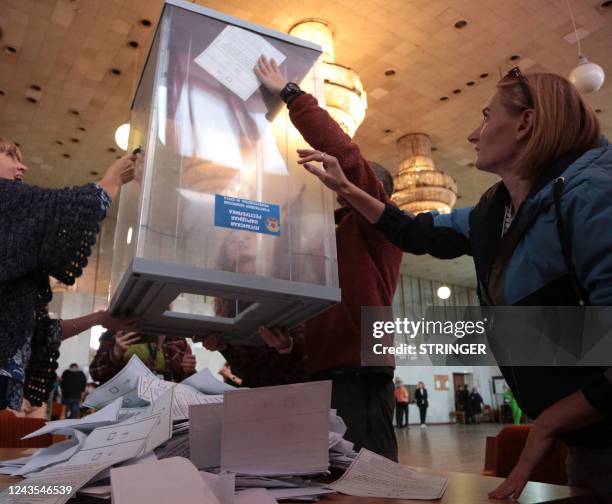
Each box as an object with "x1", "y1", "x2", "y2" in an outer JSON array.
[
  {"x1": 259, "y1": 326, "x2": 293, "y2": 354},
  {"x1": 112, "y1": 331, "x2": 141, "y2": 362},
  {"x1": 297, "y1": 149, "x2": 352, "y2": 194},
  {"x1": 254, "y1": 56, "x2": 288, "y2": 95},
  {"x1": 180, "y1": 353, "x2": 197, "y2": 375},
  {"x1": 194, "y1": 333, "x2": 228, "y2": 352},
  {"x1": 97, "y1": 310, "x2": 138, "y2": 333}
]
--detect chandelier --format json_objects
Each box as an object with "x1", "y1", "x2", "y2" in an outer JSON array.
[
  {"x1": 392, "y1": 133, "x2": 457, "y2": 214},
  {"x1": 289, "y1": 20, "x2": 367, "y2": 138}
]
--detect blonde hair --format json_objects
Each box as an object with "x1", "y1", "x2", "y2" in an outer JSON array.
[
  {"x1": 0, "y1": 138, "x2": 21, "y2": 161},
  {"x1": 497, "y1": 73, "x2": 600, "y2": 180}
]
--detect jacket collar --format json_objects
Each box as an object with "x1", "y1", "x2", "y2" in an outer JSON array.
[{"x1": 472, "y1": 150, "x2": 586, "y2": 305}]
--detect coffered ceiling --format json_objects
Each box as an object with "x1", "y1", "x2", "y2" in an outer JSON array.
[{"x1": 1, "y1": 0, "x2": 611, "y2": 290}]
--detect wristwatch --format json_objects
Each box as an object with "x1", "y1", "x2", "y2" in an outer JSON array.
[{"x1": 280, "y1": 82, "x2": 304, "y2": 106}]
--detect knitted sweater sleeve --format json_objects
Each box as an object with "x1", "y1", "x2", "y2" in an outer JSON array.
[{"x1": 0, "y1": 180, "x2": 110, "y2": 286}]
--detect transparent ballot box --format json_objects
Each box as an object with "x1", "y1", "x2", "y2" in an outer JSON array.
[{"x1": 109, "y1": 0, "x2": 340, "y2": 343}]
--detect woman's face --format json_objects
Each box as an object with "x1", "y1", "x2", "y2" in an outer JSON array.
[
  {"x1": 467, "y1": 91, "x2": 531, "y2": 176},
  {"x1": 0, "y1": 147, "x2": 27, "y2": 181},
  {"x1": 225, "y1": 232, "x2": 257, "y2": 264}
]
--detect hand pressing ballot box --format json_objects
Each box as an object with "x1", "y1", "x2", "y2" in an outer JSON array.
[{"x1": 109, "y1": 0, "x2": 340, "y2": 344}]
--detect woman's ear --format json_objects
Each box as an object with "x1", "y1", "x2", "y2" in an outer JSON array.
[{"x1": 516, "y1": 108, "x2": 534, "y2": 142}]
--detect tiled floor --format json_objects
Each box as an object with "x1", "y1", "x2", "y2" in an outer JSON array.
[{"x1": 395, "y1": 423, "x2": 504, "y2": 474}]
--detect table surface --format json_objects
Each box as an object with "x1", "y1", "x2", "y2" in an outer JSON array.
[{"x1": 0, "y1": 448, "x2": 590, "y2": 503}]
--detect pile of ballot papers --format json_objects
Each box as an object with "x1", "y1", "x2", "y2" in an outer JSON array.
[{"x1": 0, "y1": 355, "x2": 447, "y2": 504}]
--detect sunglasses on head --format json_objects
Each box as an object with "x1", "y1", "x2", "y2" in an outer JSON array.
[{"x1": 502, "y1": 66, "x2": 534, "y2": 108}]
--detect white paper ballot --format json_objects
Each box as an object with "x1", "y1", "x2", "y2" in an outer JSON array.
[
  {"x1": 330, "y1": 409, "x2": 347, "y2": 436},
  {"x1": 64, "y1": 415, "x2": 159, "y2": 467},
  {"x1": 23, "y1": 398, "x2": 123, "y2": 439},
  {"x1": 194, "y1": 25, "x2": 286, "y2": 101},
  {"x1": 268, "y1": 487, "x2": 336, "y2": 499},
  {"x1": 111, "y1": 457, "x2": 220, "y2": 504},
  {"x1": 221, "y1": 381, "x2": 331, "y2": 476},
  {"x1": 173, "y1": 387, "x2": 224, "y2": 421},
  {"x1": 189, "y1": 402, "x2": 224, "y2": 469},
  {"x1": 200, "y1": 471, "x2": 235, "y2": 504},
  {"x1": 84, "y1": 355, "x2": 155, "y2": 409},
  {"x1": 181, "y1": 368, "x2": 236, "y2": 395},
  {"x1": 235, "y1": 488, "x2": 278, "y2": 504},
  {"x1": 13, "y1": 430, "x2": 87, "y2": 476},
  {"x1": 329, "y1": 448, "x2": 448, "y2": 500},
  {"x1": 142, "y1": 387, "x2": 174, "y2": 454}
]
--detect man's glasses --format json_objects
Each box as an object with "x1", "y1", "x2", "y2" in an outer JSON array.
[{"x1": 502, "y1": 66, "x2": 534, "y2": 108}]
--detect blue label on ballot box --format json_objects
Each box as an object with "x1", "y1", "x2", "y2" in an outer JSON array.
[{"x1": 214, "y1": 194, "x2": 281, "y2": 236}]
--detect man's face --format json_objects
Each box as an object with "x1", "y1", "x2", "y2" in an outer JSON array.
[{"x1": 0, "y1": 147, "x2": 27, "y2": 181}]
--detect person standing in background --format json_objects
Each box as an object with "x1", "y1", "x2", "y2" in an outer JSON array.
[
  {"x1": 470, "y1": 386, "x2": 484, "y2": 423},
  {"x1": 60, "y1": 363, "x2": 86, "y2": 419},
  {"x1": 461, "y1": 385, "x2": 474, "y2": 424},
  {"x1": 415, "y1": 381, "x2": 429, "y2": 428},
  {"x1": 394, "y1": 378, "x2": 410, "y2": 428}
]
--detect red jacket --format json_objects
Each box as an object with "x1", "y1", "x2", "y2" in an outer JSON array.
[{"x1": 289, "y1": 94, "x2": 403, "y2": 374}]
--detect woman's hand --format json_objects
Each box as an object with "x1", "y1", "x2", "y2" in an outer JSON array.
[
  {"x1": 111, "y1": 331, "x2": 141, "y2": 362},
  {"x1": 99, "y1": 154, "x2": 137, "y2": 199},
  {"x1": 180, "y1": 353, "x2": 197, "y2": 375},
  {"x1": 254, "y1": 56, "x2": 288, "y2": 95},
  {"x1": 297, "y1": 149, "x2": 352, "y2": 194},
  {"x1": 488, "y1": 423, "x2": 555, "y2": 499},
  {"x1": 489, "y1": 390, "x2": 604, "y2": 500},
  {"x1": 259, "y1": 326, "x2": 293, "y2": 354},
  {"x1": 96, "y1": 310, "x2": 138, "y2": 333}
]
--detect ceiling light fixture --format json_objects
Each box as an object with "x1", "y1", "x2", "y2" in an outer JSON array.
[
  {"x1": 114, "y1": 123, "x2": 130, "y2": 151},
  {"x1": 289, "y1": 20, "x2": 367, "y2": 138},
  {"x1": 391, "y1": 133, "x2": 458, "y2": 215},
  {"x1": 565, "y1": 0, "x2": 605, "y2": 93},
  {"x1": 437, "y1": 286, "x2": 452, "y2": 300}
]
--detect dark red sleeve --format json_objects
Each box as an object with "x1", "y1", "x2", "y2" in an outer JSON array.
[{"x1": 288, "y1": 93, "x2": 388, "y2": 204}]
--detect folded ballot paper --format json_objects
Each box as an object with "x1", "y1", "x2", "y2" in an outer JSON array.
[{"x1": 329, "y1": 448, "x2": 448, "y2": 500}]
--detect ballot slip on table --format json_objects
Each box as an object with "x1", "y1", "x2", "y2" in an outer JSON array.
[
  {"x1": 220, "y1": 381, "x2": 332, "y2": 476},
  {"x1": 329, "y1": 448, "x2": 448, "y2": 500}
]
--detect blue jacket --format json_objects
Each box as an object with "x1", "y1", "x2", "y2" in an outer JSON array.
[{"x1": 376, "y1": 140, "x2": 612, "y2": 447}]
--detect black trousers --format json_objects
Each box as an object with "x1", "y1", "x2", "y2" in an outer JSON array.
[
  {"x1": 418, "y1": 404, "x2": 428, "y2": 424},
  {"x1": 395, "y1": 402, "x2": 408, "y2": 427},
  {"x1": 326, "y1": 372, "x2": 398, "y2": 462}
]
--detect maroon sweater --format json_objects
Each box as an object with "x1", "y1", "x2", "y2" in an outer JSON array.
[{"x1": 289, "y1": 94, "x2": 403, "y2": 375}]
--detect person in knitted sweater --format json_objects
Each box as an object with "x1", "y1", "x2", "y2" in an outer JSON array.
[{"x1": 0, "y1": 138, "x2": 137, "y2": 411}]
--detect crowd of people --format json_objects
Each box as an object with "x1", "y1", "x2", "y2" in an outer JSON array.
[{"x1": 1, "y1": 19, "x2": 611, "y2": 497}]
